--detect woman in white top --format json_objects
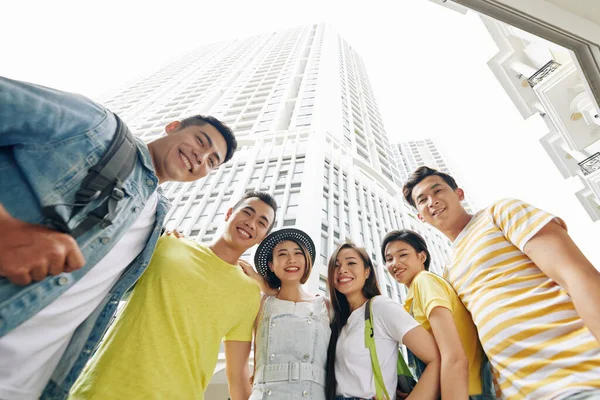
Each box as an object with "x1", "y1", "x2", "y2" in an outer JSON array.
[
  {"x1": 240, "y1": 228, "x2": 331, "y2": 400},
  {"x1": 325, "y1": 242, "x2": 441, "y2": 400}
]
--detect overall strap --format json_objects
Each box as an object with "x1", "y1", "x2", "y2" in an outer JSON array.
[
  {"x1": 364, "y1": 297, "x2": 391, "y2": 400},
  {"x1": 251, "y1": 294, "x2": 270, "y2": 384}
]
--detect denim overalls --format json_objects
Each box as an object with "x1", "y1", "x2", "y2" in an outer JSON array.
[{"x1": 251, "y1": 296, "x2": 331, "y2": 400}]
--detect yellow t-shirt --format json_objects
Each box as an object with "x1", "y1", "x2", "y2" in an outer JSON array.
[
  {"x1": 69, "y1": 235, "x2": 260, "y2": 400},
  {"x1": 445, "y1": 198, "x2": 600, "y2": 400},
  {"x1": 405, "y1": 271, "x2": 485, "y2": 395}
]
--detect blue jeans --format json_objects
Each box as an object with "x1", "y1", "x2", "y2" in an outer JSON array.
[{"x1": 0, "y1": 77, "x2": 170, "y2": 399}]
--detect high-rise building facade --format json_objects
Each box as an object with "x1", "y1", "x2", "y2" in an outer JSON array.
[
  {"x1": 430, "y1": 0, "x2": 600, "y2": 222},
  {"x1": 393, "y1": 138, "x2": 474, "y2": 213},
  {"x1": 101, "y1": 24, "x2": 452, "y2": 398}
]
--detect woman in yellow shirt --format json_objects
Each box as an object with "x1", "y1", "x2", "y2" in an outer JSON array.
[{"x1": 382, "y1": 230, "x2": 496, "y2": 400}]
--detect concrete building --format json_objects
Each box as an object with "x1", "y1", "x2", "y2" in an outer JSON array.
[
  {"x1": 393, "y1": 138, "x2": 475, "y2": 213},
  {"x1": 101, "y1": 24, "x2": 452, "y2": 398},
  {"x1": 430, "y1": 0, "x2": 600, "y2": 221}
]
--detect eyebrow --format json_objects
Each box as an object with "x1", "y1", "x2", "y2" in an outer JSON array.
[
  {"x1": 276, "y1": 247, "x2": 301, "y2": 253},
  {"x1": 385, "y1": 248, "x2": 410, "y2": 257},
  {"x1": 244, "y1": 206, "x2": 271, "y2": 225},
  {"x1": 415, "y1": 183, "x2": 442, "y2": 203},
  {"x1": 199, "y1": 129, "x2": 222, "y2": 164}
]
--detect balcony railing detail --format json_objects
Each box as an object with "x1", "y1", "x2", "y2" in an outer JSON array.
[
  {"x1": 528, "y1": 60, "x2": 561, "y2": 87},
  {"x1": 579, "y1": 152, "x2": 600, "y2": 176}
]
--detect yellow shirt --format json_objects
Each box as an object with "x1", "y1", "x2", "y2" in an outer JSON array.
[
  {"x1": 69, "y1": 235, "x2": 260, "y2": 399},
  {"x1": 405, "y1": 271, "x2": 485, "y2": 395},
  {"x1": 445, "y1": 198, "x2": 600, "y2": 399}
]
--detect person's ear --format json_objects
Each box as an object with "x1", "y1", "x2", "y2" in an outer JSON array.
[
  {"x1": 456, "y1": 188, "x2": 465, "y2": 201},
  {"x1": 418, "y1": 251, "x2": 427, "y2": 264},
  {"x1": 268, "y1": 261, "x2": 274, "y2": 272},
  {"x1": 225, "y1": 208, "x2": 233, "y2": 221},
  {"x1": 165, "y1": 121, "x2": 181, "y2": 134},
  {"x1": 417, "y1": 214, "x2": 426, "y2": 222}
]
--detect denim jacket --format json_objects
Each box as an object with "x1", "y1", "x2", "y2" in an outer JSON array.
[{"x1": 0, "y1": 77, "x2": 171, "y2": 399}]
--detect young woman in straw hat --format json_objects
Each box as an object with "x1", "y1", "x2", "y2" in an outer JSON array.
[{"x1": 240, "y1": 228, "x2": 331, "y2": 400}]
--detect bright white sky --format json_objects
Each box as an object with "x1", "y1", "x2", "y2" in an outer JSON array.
[{"x1": 3, "y1": 0, "x2": 599, "y2": 265}]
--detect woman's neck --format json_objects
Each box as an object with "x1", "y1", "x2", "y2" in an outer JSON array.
[
  {"x1": 346, "y1": 291, "x2": 368, "y2": 312},
  {"x1": 277, "y1": 282, "x2": 311, "y2": 302}
]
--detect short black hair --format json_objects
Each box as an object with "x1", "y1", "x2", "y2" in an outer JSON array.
[
  {"x1": 232, "y1": 191, "x2": 278, "y2": 233},
  {"x1": 403, "y1": 166, "x2": 458, "y2": 208},
  {"x1": 179, "y1": 115, "x2": 237, "y2": 164},
  {"x1": 381, "y1": 229, "x2": 431, "y2": 271}
]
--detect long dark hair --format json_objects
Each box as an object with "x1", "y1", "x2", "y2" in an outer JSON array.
[{"x1": 325, "y1": 242, "x2": 381, "y2": 400}]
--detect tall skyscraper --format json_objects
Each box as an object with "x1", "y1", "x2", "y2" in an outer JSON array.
[
  {"x1": 393, "y1": 138, "x2": 475, "y2": 213},
  {"x1": 101, "y1": 24, "x2": 452, "y2": 397}
]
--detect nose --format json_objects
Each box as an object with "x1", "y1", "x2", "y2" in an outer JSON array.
[
  {"x1": 243, "y1": 219, "x2": 255, "y2": 231},
  {"x1": 192, "y1": 149, "x2": 211, "y2": 168}
]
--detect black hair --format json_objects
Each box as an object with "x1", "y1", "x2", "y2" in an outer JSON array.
[
  {"x1": 232, "y1": 191, "x2": 278, "y2": 233},
  {"x1": 179, "y1": 114, "x2": 237, "y2": 164},
  {"x1": 403, "y1": 166, "x2": 458, "y2": 208},
  {"x1": 381, "y1": 229, "x2": 431, "y2": 271}
]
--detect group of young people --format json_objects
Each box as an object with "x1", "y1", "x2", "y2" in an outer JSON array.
[{"x1": 1, "y1": 76, "x2": 599, "y2": 400}]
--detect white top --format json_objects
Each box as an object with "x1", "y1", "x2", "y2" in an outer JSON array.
[
  {"x1": 335, "y1": 295, "x2": 419, "y2": 400},
  {"x1": 0, "y1": 192, "x2": 158, "y2": 400}
]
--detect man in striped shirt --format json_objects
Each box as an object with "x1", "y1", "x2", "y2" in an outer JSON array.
[{"x1": 402, "y1": 166, "x2": 600, "y2": 400}]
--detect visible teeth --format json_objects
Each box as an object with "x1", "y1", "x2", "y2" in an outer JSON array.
[
  {"x1": 237, "y1": 228, "x2": 250, "y2": 238},
  {"x1": 285, "y1": 267, "x2": 299, "y2": 272},
  {"x1": 180, "y1": 152, "x2": 192, "y2": 171},
  {"x1": 338, "y1": 277, "x2": 353, "y2": 283}
]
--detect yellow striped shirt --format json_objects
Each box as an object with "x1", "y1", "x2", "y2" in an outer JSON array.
[{"x1": 444, "y1": 198, "x2": 600, "y2": 400}]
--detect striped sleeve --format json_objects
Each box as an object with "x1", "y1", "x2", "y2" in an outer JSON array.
[{"x1": 488, "y1": 198, "x2": 566, "y2": 252}]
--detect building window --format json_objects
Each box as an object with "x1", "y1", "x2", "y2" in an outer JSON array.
[
  {"x1": 319, "y1": 275, "x2": 328, "y2": 297},
  {"x1": 283, "y1": 219, "x2": 296, "y2": 227}
]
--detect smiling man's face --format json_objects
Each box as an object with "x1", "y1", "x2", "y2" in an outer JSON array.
[
  {"x1": 222, "y1": 197, "x2": 275, "y2": 252},
  {"x1": 148, "y1": 120, "x2": 228, "y2": 183},
  {"x1": 412, "y1": 175, "x2": 465, "y2": 231}
]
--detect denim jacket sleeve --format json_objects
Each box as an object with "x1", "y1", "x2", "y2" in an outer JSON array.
[{"x1": 0, "y1": 76, "x2": 107, "y2": 147}]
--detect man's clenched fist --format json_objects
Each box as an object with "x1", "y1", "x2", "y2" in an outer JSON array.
[{"x1": 0, "y1": 205, "x2": 85, "y2": 285}]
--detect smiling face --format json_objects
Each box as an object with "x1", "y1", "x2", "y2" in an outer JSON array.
[
  {"x1": 223, "y1": 197, "x2": 275, "y2": 252},
  {"x1": 384, "y1": 240, "x2": 427, "y2": 286},
  {"x1": 148, "y1": 121, "x2": 228, "y2": 183},
  {"x1": 412, "y1": 175, "x2": 465, "y2": 232},
  {"x1": 268, "y1": 240, "x2": 307, "y2": 286},
  {"x1": 332, "y1": 248, "x2": 371, "y2": 297}
]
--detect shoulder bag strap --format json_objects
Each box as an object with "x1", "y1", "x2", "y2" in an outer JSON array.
[{"x1": 364, "y1": 297, "x2": 391, "y2": 400}]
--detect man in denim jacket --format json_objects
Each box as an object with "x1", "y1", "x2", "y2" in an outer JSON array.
[{"x1": 0, "y1": 77, "x2": 237, "y2": 399}]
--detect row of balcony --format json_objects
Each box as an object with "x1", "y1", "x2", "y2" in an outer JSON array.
[{"x1": 483, "y1": 18, "x2": 600, "y2": 221}]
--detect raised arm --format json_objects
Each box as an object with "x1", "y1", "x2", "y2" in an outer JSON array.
[
  {"x1": 238, "y1": 259, "x2": 278, "y2": 296},
  {"x1": 524, "y1": 220, "x2": 600, "y2": 343},
  {"x1": 224, "y1": 340, "x2": 253, "y2": 400}
]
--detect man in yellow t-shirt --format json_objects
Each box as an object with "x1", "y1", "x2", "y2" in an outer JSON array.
[
  {"x1": 403, "y1": 166, "x2": 600, "y2": 400},
  {"x1": 69, "y1": 191, "x2": 277, "y2": 400}
]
